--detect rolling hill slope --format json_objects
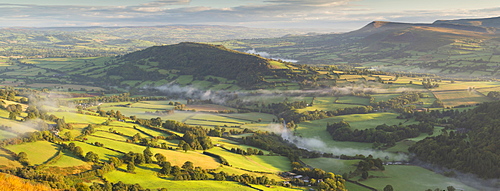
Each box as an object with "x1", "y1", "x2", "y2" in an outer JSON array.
[
  {"x1": 216, "y1": 16, "x2": 500, "y2": 78},
  {"x1": 108, "y1": 42, "x2": 279, "y2": 87}
]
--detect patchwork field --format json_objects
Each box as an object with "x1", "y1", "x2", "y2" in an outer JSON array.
[
  {"x1": 431, "y1": 90, "x2": 492, "y2": 107},
  {"x1": 357, "y1": 165, "x2": 478, "y2": 191},
  {"x1": 105, "y1": 165, "x2": 257, "y2": 190},
  {"x1": 301, "y1": 158, "x2": 360, "y2": 175},
  {"x1": 208, "y1": 147, "x2": 290, "y2": 173},
  {"x1": 5, "y1": 141, "x2": 59, "y2": 165}
]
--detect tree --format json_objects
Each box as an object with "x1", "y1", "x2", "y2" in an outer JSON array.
[
  {"x1": 132, "y1": 133, "x2": 141, "y2": 142},
  {"x1": 384, "y1": 185, "x2": 394, "y2": 191},
  {"x1": 17, "y1": 152, "x2": 29, "y2": 166},
  {"x1": 64, "y1": 131, "x2": 73, "y2": 141},
  {"x1": 143, "y1": 147, "x2": 153, "y2": 164},
  {"x1": 8, "y1": 111, "x2": 17, "y2": 120},
  {"x1": 134, "y1": 153, "x2": 146, "y2": 165},
  {"x1": 447, "y1": 186, "x2": 456, "y2": 191},
  {"x1": 109, "y1": 157, "x2": 122, "y2": 168},
  {"x1": 361, "y1": 171, "x2": 369, "y2": 179},
  {"x1": 182, "y1": 143, "x2": 191, "y2": 152},
  {"x1": 154, "y1": 153, "x2": 166, "y2": 163},
  {"x1": 159, "y1": 161, "x2": 171, "y2": 175},
  {"x1": 182, "y1": 161, "x2": 194, "y2": 170},
  {"x1": 74, "y1": 146, "x2": 84, "y2": 157},
  {"x1": 75, "y1": 183, "x2": 91, "y2": 191},
  {"x1": 127, "y1": 162, "x2": 135, "y2": 173},
  {"x1": 431, "y1": 99, "x2": 444, "y2": 108},
  {"x1": 84, "y1": 151, "x2": 99, "y2": 163}
]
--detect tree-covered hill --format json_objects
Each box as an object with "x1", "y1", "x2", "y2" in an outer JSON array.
[
  {"x1": 409, "y1": 101, "x2": 500, "y2": 179},
  {"x1": 103, "y1": 42, "x2": 295, "y2": 88},
  {"x1": 111, "y1": 42, "x2": 271, "y2": 87}
]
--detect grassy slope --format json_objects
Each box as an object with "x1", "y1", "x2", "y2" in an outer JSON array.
[
  {"x1": 5, "y1": 141, "x2": 59, "y2": 165},
  {"x1": 105, "y1": 164, "x2": 256, "y2": 190},
  {"x1": 0, "y1": 149, "x2": 22, "y2": 169},
  {"x1": 207, "y1": 147, "x2": 290, "y2": 173},
  {"x1": 301, "y1": 158, "x2": 360, "y2": 175},
  {"x1": 358, "y1": 165, "x2": 477, "y2": 191}
]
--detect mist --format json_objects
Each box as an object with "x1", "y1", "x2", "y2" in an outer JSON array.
[
  {"x1": 153, "y1": 84, "x2": 237, "y2": 105},
  {"x1": 268, "y1": 123, "x2": 500, "y2": 190},
  {"x1": 267, "y1": 123, "x2": 409, "y2": 161},
  {"x1": 7, "y1": 119, "x2": 50, "y2": 135},
  {"x1": 413, "y1": 160, "x2": 500, "y2": 191},
  {"x1": 150, "y1": 82, "x2": 424, "y2": 108},
  {"x1": 245, "y1": 49, "x2": 298, "y2": 63}
]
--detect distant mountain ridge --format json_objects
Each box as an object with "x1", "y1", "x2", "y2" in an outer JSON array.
[
  {"x1": 217, "y1": 16, "x2": 500, "y2": 78},
  {"x1": 353, "y1": 16, "x2": 500, "y2": 36},
  {"x1": 434, "y1": 16, "x2": 500, "y2": 28}
]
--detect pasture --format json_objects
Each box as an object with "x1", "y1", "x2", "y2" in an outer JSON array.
[
  {"x1": 47, "y1": 112, "x2": 108, "y2": 124},
  {"x1": 184, "y1": 104, "x2": 236, "y2": 112},
  {"x1": 295, "y1": 112, "x2": 419, "y2": 158},
  {"x1": 207, "y1": 147, "x2": 290, "y2": 173},
  {"x1": 105, "y1": 165, "x2": 257, "y2": 190},
  {"x1": 301, "y1": 158, "x2": 360, "y2": 175},
  {"x1": 358, "y1": 165, "x2": 478, "y2": 191},
  {"x1": 5, "y1": 141, "x2": 59, "y2": 165},
  {"x1": 431, "y1": 90, "x2": 492, "y2": 107},
  {"x1": 70, "y1": 142, "x2": 122, "y2": 162},
  {"x1": 47, "y1": 151, "x2": 89, "y2": 168},
  {"x1": 214, "y1": 165, "x2": 285, "y2": 181},
  {"x1": 0, "y1": 149, "x2": 22, "y2": 169}
]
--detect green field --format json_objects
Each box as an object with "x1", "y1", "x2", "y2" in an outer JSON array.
[
  {"x1": 48, "y1": 151, "x2": 89, "y2": 167},
  {"x1": 70, "y1": 142, "x2": 122, "y2": 162},
  {"x1": 207, "y1": 147, "x2": 290, "y2": 173},
  {"x1": 219, "y1": 112, "x2": 276, "y2": 123},
  {"x1": 297, "y1": 96, "x2": 364, "y2": 112},
  {"x1": 106, "y1": 164, "x2": 256, "y2": 190},
  {"x1": 358, "y1": 165, "x2": 478, "y2": 191},
  {"x1": 345, "y1": 181, "x2": 372, "y2": 191},
  {"x1": 48, "y1": 112, "x2": 108, "y2": 124},
  {"x1": 5, "y1": 141, "x2": 59, "y2": 165},
  {"x1": 0, "y1": 149, "x2": 22, "y2": 168},
  {"x1": 294, "y1": 112, "x2": 419, "y2": 160},
  {"x1": 301, "y1": 158, "x2": 360, "y2": 175}
]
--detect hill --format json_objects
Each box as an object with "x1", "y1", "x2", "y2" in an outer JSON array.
[
  {"x1": 216, "y1": 16, "x2": 500, "y2": 78},
  {"x1": 409, "y1": 101, "x2": 500, "y2": 179},
  {"x1": 434, "y1": 16, "x2": 500, "y2": 29},
  {"x1": 16, "y1": 42, "x2": 308, "y2": 90},
  {"x1": 107, "y1": 42, "x2": 281, "y2": 88}
]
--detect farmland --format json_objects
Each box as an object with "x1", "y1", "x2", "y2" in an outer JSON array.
[
  {"x1": 0, "y1": 69, "x2": 495, "y2": 189},
  {"x1": 0, "y1": 23, "x2": 499, "y2": 190}
]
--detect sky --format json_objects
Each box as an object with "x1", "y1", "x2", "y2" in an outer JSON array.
[{"x1": 0, "y1": 0, "x2": 499, "y2": 31}]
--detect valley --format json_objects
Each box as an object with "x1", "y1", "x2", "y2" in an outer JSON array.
[{"x1": 0, "y1": 16, "x2": 499, "y2": 191}]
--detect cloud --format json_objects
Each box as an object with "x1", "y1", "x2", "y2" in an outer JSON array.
[
  {"x1": 139, "y1": 0, "x2": 191, "y2": 7},
  {"x1": 0, "y1": 1, "x2": 498, "y2": 31}
]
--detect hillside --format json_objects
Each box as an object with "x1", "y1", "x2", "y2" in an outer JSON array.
[
  {"x1": 434, "y1": 16, "x2": 500, "y2": 29},
  {"x1": 216, "y1": 16, "x2": 500, "y2": 78},
  {"x1": 410, "y1": 101, "x2": 500, "y2": 179},
  {"x1": 108, "y1": 42, "x2": 279, "y2": 88},
  {"x1": 13, "y1": 42, "x2": 314, "y2": 90}
]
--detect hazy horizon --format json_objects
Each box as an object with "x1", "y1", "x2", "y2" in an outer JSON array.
[{"x1": 0, "y1": 0, "x2": 498, "y2": 32}]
